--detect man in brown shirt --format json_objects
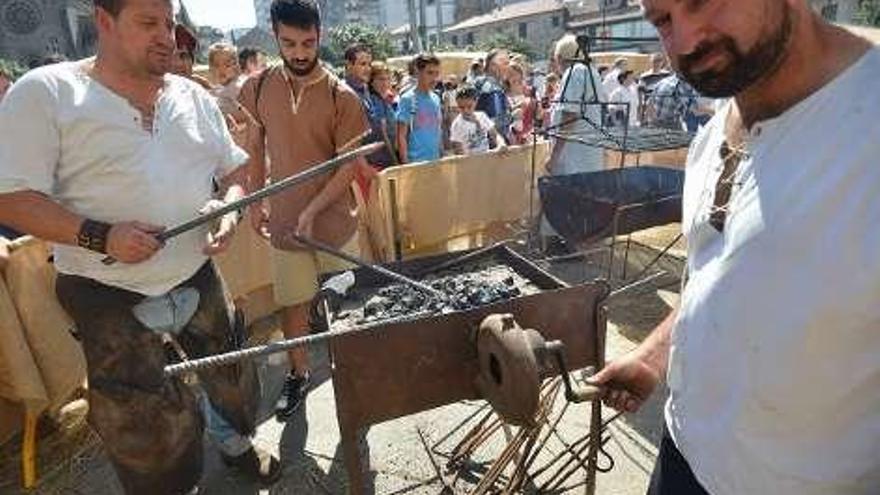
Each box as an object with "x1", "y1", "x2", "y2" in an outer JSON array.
[{"x1": 238, "y1": 0, "x2": 370, "y2": 421}]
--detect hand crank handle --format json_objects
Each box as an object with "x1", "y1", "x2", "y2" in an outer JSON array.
[{"x1": 544, "y1": 340, "x2": 604, "y2": 404}]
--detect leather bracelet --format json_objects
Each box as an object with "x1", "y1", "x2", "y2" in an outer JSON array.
[{"x1": 77, "y1": 219, "x2": 112, "y2": 254}]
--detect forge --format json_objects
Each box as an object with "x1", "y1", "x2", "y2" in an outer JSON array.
[{"x1": 318, "y1": 244, "x2": 610, "y2": 494}]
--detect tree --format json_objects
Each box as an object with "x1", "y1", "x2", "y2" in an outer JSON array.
[
  {"x1": 477, "y1": 33, "x2": 535, "y2": 60},
  {"x1": 0, "y1": 58, "x2": 26, "y2": 81},
  {"x1": 325, "y1": 23, "x2": 395, "y2": 66},
  {"x1": 856, "y1": 0, "x2": 880, "y2": 26}
]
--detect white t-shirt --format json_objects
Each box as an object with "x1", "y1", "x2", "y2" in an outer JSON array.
[
  {"x1": 450, "y1": 111, "x2": 495, "y2": 154},
  {"x1": 0, "y1": 61, "x2": 248, "y2": 296},
  {"x1": 668, "y1": 48, "x2": 880, "y2": 495},
  {"x1": 549, "y1": 63, "x2": 607, "y2": 175},
  {"x1": 609, "y1": 84, "x2": 639, "y2": 127},
  {"x1": 602, "y1": 68, "x2": 622, "y2": 97}
]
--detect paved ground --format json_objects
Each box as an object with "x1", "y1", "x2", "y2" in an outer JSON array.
[{"x1": 1, "y1": 232, "x2": 683, "y2": 495}]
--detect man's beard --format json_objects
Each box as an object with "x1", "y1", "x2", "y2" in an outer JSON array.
[
  {"x1": 284, "y1": 56, "x2": 319, "y2": 76},
  {"x1": 141, "y1": 45, "x2": 174, "y2": 77},
  {"x1": 676, "y1": 3, "x2": 794, "y2": 97}
]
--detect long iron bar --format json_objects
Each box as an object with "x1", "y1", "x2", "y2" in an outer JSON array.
[
  {"x1": 288, "y1": 233, "x2": 446, "y2": 300},
  {"x1": 165, "y1": 319, "x2": 391, "y2": 377},
  {"x1": 158, "y1": 142, "x2": 382, "y2": 241},
  {"x1": 607, "y1": 271, "x2": 667, "y2": 300},
  {"x1": 473, "y1": 380, "x2": 560, "y2": 494},
  {"x1": 416, "y1": 427, "x2": 456, "y2": 494},
  {"x1": 536, "y1": 411, "x2": 623, "y2": 491},
  {"x1": 102, "y1": 142, "x2": 382, "y2": 264},
  {"x1": 165, "y1": 285, "x2": 461, "y2": 377}
]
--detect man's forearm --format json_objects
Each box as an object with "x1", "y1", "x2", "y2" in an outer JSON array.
[
  {"x1": 303, "y1": 157, "x2": 359, "y2": 218},
  {"x1": 0, "y1": 191, "x2": 83, "y2": 246},
  {"x1": 637, "y1": 304, "x2": 677, "y2": 377},
  {"x1": 220, "y1": 166, "x2": 248, "y2": 203}
]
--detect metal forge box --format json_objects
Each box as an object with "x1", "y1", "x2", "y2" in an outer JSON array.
[{"x1": 319, "y1": 245, "x2": 610, "y2": 494}]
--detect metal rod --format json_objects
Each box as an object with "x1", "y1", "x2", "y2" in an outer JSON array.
[
  {"x1": 625, "y1": 232, "x2": 684, "y2": 285},
  {"x1": 431, "y1": 401, "x2": 492, "y2": 450},
  {"x1": 102, "y1": 142, "x2": 382, "y2": 264},
  {"x1": 157, "y1": 142, "x2": 382, "y2": 242},
  {"x1": 416, "y1": 427, "x2": 455, "y2": 494},
  {"x1": 287, "y1": 233, "x2": 446, "y2": 300},
  {"x1": 607, "y1": 271, "x2": 667, "y2": 300},
  {"x1": 388, "y1": 177, "x2": 403, "y2": 261},
  {"x1": 165, "y1": 318, "x2": 389, "y2": 377}
]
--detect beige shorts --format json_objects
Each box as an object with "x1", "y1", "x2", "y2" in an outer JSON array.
[{"x1": 271, "y1": 234, "x2": 360, "y2": 307}]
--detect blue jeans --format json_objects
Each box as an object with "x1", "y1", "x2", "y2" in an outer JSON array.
[{"x1": 200, "y1": 391, "x2": 252, "y2": 457}]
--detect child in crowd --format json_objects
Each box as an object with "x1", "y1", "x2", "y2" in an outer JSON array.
[{"x1": 450, "y1": 85, "x2": 507, "y2": 156}]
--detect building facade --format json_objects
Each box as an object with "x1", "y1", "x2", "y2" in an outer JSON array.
[
  {"x1": 0, "y1": 0, "x2": 96, "y2": 66},
  {"x1": 809, "y1": 0, "x2": 861, "y2": 24},
  {"x1": 387, "y1": 0, "x2": 457, "y2": 52},
  {"x1": 254, "y1": 0, "x2": 271, "y2": 31},
  {"x1": 565, "y1": 0, "x2": 659, "y2": 53},
  {"x1": 254, "y1": 0, "x2": 346, "y2": 31},
  {"x1": 443, "y1": 0, "x2": 566, "y2": 57}
]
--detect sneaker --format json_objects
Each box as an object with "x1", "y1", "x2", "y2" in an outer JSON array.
[
  {"x1": 220, "y1": 445, "x2": 282, "y2": 487},
  {"x1": 275, "y1": 371, "x2": 311, "y2": 421}
]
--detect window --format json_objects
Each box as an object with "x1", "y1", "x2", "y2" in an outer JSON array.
[
  {"x1": 518, "y1": 22, "x2": 527, "y2": 38},
  {"x1": 466, "y1": 32, "x2": 474, "y2": 45},
  {"x1": 451, "y1": 34, "x2": 459, "y2": 46},
  {"x1": 552, "y1": 16, "x2": 560, "y2": 27}
]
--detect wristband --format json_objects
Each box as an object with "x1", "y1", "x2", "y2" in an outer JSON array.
[{"x1": 77, "y1": 219, "x2": 112, "y2": 254}]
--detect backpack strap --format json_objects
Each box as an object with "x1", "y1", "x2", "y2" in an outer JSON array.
[{"x1": 251, "y1": 66, "x2": 273, "y2": 127}]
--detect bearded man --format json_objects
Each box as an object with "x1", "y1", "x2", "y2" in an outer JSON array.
[
  {"x1": 238, "y1": 0, "x2": 370, "y2": 421},
  {"x1": 589, "y1": 1, "x2": 880, "y2": 494}
]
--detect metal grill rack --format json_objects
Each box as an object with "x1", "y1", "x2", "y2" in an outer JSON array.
[{"x1": 528, "y1": 34, "x2": 691, "y2": 287}]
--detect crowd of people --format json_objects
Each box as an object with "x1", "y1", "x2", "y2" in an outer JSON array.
[{"x1": 0, "y1": 26, "x2": 718, "y2": 178}]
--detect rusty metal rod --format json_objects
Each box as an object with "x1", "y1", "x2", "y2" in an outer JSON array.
[
  {"x1": 432, "y1": 402, "x2": 491, "y2": 451},
  {"x1": 505, "y1": 383, "x2": 561, "y2": 492},
  {"x1": 102, "y1": 142, "x2": 383, "y2": 264},
  {"x1": 416, "y1": 427, "x2": 456, "y2": 494},
  {"x1": 537, "y1": 411, "x2": 623, "y2": 491},
  {"x1": 161, "y1": 142, "x2": 382, "y2": 242},
  {"x1": 164, "y1": 317, "x2": 400, "y2": 376},
  {"x1": 468, "y1": 380, "x2": 561, "y2": 494},
  {"x1": 523, "y1": 385, "x2": 573, "y2": 474},
  {"x1": 545, "y1": 431, "x2": 614, "y2": 492},
  {"x1": 288, "y1": 233, "x2": 446, "y2": 300}
]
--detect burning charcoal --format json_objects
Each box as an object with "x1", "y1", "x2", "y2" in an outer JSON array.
[
  {"x1": 501, "y1": 287, "x2": 520, "y2": 299},
  {"x1": 364, "y1": 301, "x2": 381, "y2": 318}
]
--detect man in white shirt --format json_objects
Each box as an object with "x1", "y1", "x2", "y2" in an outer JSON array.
[
  {"x1": 609, "y1": 70, "x2": 640, "y2": 128},
  {"x1": 545, "y1": 33, "x2": 607, "y2": 176},
  {"x1": 602, "y1": 57, "x2": 628, "y2": 98},
  {"x1": 0, "y1": 0, "x2": 280, "y2": 492},
  {"x1": 590, "y1": 1, "x2": 879, "y2": 494}
]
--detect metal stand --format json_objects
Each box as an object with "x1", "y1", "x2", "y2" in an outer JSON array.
[{"x1": 533, "y1": 34, "x2": 692, "y2": 290}]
